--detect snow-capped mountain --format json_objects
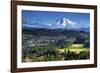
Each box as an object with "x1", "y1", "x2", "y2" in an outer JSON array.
[
  {"x1": 50, "y1": 18, "x2": 80, "y2": 29},
  {"x1": 22, "y1": 18, "x2": 89, "y2": 32},
  {"x1": 56, "y1": 18, "x2": 76, "y2": 27}
]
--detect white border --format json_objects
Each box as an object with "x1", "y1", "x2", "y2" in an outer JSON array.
[{"x1": 17, "y1": 5, "x2": 94, "y2": 68}]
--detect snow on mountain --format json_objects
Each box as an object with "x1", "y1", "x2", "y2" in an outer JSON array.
[
  {"x1": 55, "y1": 18, "x2": 77, "y2": 28},
  {"x1": 48, "y1": 18, "x2": 80, "y2": 29},
  {"x1": 56, "y1": 18, "x2": 76, "y2": 27},
  {"x1": 22, "y1": 18, "x2": 81, "y2": 30}
]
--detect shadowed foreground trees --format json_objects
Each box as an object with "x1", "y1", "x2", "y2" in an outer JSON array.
[{"x1": 22, "y1": 47, "x2": 90, "y2": 62}]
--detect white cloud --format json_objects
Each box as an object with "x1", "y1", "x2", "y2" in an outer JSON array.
[{"x1": 48, "y1": 24, "x2": 52, "y2": 26}]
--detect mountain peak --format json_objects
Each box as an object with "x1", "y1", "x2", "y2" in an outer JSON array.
[{"x1": 54, "y1": 18, "x2": 77, "y2": 29}]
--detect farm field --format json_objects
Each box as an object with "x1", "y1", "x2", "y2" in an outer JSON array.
[{"x1": 58, "y1": 44, "x2": 89, "y2": 54}]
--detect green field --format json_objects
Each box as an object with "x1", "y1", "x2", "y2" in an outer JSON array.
[{"x1": 58, "y1": 44, "x2": 89, "y2": 54}]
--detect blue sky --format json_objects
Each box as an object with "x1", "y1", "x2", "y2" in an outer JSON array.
[{"x1": 22, "y1": 10, "x2": 90, "y2": 29}]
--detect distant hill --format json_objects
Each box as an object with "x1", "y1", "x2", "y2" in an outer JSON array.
[
  {"x1": 22, "y1": 27, "x2": 89, "y2": 38},
  {"x1": 71, "y1": 27, "x2": 90, "y2": 32}
]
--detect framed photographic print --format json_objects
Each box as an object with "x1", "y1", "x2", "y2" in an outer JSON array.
[{"x1": 11, "y1": 1, "x2": 97, "y2": 73}]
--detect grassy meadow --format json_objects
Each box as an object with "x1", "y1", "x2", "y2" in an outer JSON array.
[{"x1": 58, "y1": 44, "x2": 89, "y2": 54}]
